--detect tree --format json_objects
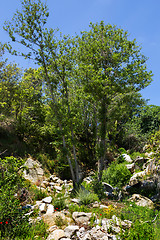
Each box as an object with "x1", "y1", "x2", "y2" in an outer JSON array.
[
  {"x1": 75, "y1": 22, "x2": 152, "y2": 180},
  {"x1": 0, "y1": 44, "x2": 21, "y2": 118},
  {"x1": 4, "y1": 0, "x2": 80, "y2": 188}
]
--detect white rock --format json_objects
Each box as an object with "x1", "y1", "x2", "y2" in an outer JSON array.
[
  {"x1": 47, "y1": 229, "x2": 65, "y2": 240},
  {"x1": 39, "y1": 203, "x2": 47, "y2": 213},
  {"x1": 129, "y1": 171, "x2": 146, "y2": 186},
  {"x1": 129, "y1": 194, "x2": 154, "y2": 209},
  {"x1": 54, "y1": 186, "x2": 62, "y2": 191},
  {"x1": 46, "y1": 204, "x2": 54, "y2": 214},
  {"x1": 71, "y1": 198, "x2": 79, "y2": 204},
  {"x1": 64, "y1": 225, "x2": 79, "y2": 238},
  {"x1": 42, "y1": 196, "x2": 52, "y2": 204},
  {"x1": 122, "y1": 154, "x2": 133, "y2": 163}
]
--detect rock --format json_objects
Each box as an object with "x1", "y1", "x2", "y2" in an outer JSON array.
[
  {"x1": 42, "y1": 211, "x2": 72, "y2": 228},
  {"x1": 125, "y1": 163, "x2": 135, "y2": 173},
  {"x1": 102, "y1": 182, "x2": 114, "y2": 193},
  {"x1": 129, "y1": 171, "x2": 146, "y2": 186},
  {"x1": 48, "y1": 225, "x2": 58, "y2": 232},
  {"x1": 64, "y1": 225, "x2": 79, "y2": 238},
  {"x1": 100, "y1": 204, "x2": 108, "y2": 209},
  {"x1": 54, "y1": 185, "x2": 62, "y2": 191},
  {"x1": 145, "y1": 159, "x2": 157, "y2": 174},
  {"x1": 39, "y1": 203, "x2": 47, "y2": 213},
  {"x1": 129, "y1": 194, "x2": 154, "y2": 209},
  {"x1": 71, "y1": 198, "x2": 79, "y2": 204},
  {"x1": 46, "y1": 204, "x2": 54, "y2": 214},
  {"x1": 42, "y1": 196, "x2": 52, "y2": 204},
  {"x1": 23, "y1": 158, "x2": 44, "y2": 184},
  {"x1": 134, "y1": 156, "x2": 148, "y2": 166},
  {"x1": 72, "y1": 212, "x2": 92, "y2": 225},
  {"x1": 47, "y1": 229, "x2": 65, "y2": 240},
  {"x1": 122, "y1": 154, "x2": 132, "y2": 163},
  {"x1": 141, "y1": 180, "x2": 156, "y2": 191}
]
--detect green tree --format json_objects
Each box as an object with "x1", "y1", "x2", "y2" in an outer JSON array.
[
  {"x1": 4, "y1": 0, "x2": 80, "y2": 187},
  {"x1": 75, "y1": 22, "x2": 152, "y2": 180},
  {"x1": 0, "y1": 45, "x2": 21, "y2": 118}
]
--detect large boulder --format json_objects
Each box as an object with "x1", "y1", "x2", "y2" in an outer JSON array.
[
  {"x1": 64, "y1": 225, "x2": 79, "y2": 238},
  {"x1": 129, "y1": 194, "x2": 154, "y2": 209},
  {"x1": 129, "y1": 171, "x2": 146, "y2": 186},
  {"x1": 47, "y1": 229, "x2": 65, "y2": 240},
  {"x1": 23, "y1": 158, "x2": 44, "y2": 184},
  {"x1": 72, "y1": 212, "x2": 92, "y2": 225},
  {"x1": 102, "y1": 182, "x2": 114, "y2": 193}
]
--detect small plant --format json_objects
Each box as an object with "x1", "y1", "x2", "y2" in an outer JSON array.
[
  {"x1": 68, "y1": 203, "x2": 90, "y2": 214},
  {"x1": 54, "y1": 215, "x2": 67, "y2": 228},
  {"x1": 103, "y1": 205, "x2": 117, "y2": 219},
  {"x1": 77, "y1": 188, "x2": 99, "y2": 205},
  {"x1": 31, "y1": 186, "x2": 48, "y2": 201},
  {"x1": 53, "y1": 193, "x2": 66, "y2": 211}
]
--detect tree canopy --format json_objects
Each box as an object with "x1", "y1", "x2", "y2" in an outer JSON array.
[{"x1": 2, "y1": 0, "x2": 153, "y2": 184}]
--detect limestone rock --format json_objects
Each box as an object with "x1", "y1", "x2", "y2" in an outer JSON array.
[
  {"x1": 125, "y1": 163, "x2": 135, "y2": 173},
  {"x1": 42, "y1": 196, "x2": 52, "y2": 204},
  {"x1": 39, "y1": 203, "x2": 47, "y2": 213},
  {"x1": 129, "y1": 171, "x2": 146, "y2": 186},
  {"x1": 129, "y1": 194, "x2": 154, "y2": 209},
  {"x1": 72, "y1": 212, "x2": 92, "y2": 225},
  {"x1": 46, "y1": 204, "x2": 54, "y2": 215},
  {"x1": 64, "y1": 225, "x2": 79, "y2": 238},
  {"x1": 102, "y1": 182, "x2": 114, "y2": 193},
  {"x1": 47, "y1": 229, "x2": 65, "y2": 240},
  {"x1": 122, "y1": 154, "x2": 132, "y2": 163},
  {"x1": 23, "y1": 158, "x2": 44, "y2": 184}
]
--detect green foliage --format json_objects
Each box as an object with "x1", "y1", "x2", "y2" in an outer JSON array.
[
  {"x1": 53, "y1": 193, "x2": 66, "y2": 211},
  {"x1": 54, "y1": 215, "x2": 67, "y2": 228},
  {"x1": 102, "y1": 162, "x2": 132, "y2": 188},
  {"x1": 0, "y1": 157, "x2": 30, "y2": 239},
  {"x1": 68, "y1": 203, "x2": 91, "y2": 214},
  {"x1": 31, "y1": 186, "x2": 48, "y2": 201},
  {"x1": 120, "y1": 219, "x2": 155, "y2": 240},
  {"x1": 119, "y1": 202, "x2": 159, "y2": 240},
  {"x1": 91, "y1": 175, "x2": 106, "y2": 199},
  {"x1": 76, "y1": 188, "x2": 99, "y2": 205}
]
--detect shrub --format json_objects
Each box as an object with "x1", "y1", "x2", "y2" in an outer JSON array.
[
  {"x1": 102, "y1": 162, "x2": 131, "y2": 188},
  {"x1": 53, "y1": 193, "x2": 66, "y2": 211},
  {"x1": 77, "y1": 188, "x2": 99, "y2": 205},
  {"x1": 0, "y1": 157, "x2": 30, "y2": 239},
  {"x1": 91, "y1": 174, "x2": 106, "y2": 200}
]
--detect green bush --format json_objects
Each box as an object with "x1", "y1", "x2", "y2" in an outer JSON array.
[
  {"x1": 53, "y1": 193, "x2": 66, "y2": 211},
  {"x1": 102, "y1": 162, "x2": 131, "y2": 188},
  {"x1": 0, "y1": 157, "x2": 30, "y2": 239},
  {"x1": 77, "y1": 188, "x2": 99, "y2": 205},
  {"x1": 119, "y1": 202, "x2": 159, "y2": 240},
  {"x1": 0, "y1": 156, "x2": 48, "y2": 240},
  {"x1": 91, "y1": 174, "x2": 106, "y2": 200}
]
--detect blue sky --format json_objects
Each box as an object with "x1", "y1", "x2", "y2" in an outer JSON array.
[{"x1": 0, "y1": 0, "x2": 160, "y2": 106}]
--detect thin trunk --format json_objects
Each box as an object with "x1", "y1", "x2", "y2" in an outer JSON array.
[
  {"x1": 41, "y1": 55, "x2": 77, "y2": 186},
  {"x1": 98, "y1": 98, "x2": 107, "y2": 181},
  {"x1": 62, "y1": 76, "x2": 80, "y2": 185}
]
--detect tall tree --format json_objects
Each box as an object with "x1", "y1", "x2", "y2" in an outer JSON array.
[
  {"x1": 75, "y1": 22, "x2": 152, "y2": 180},
  {"x1": 4, "y1": 0, "x2": 80, "y2": 187}
]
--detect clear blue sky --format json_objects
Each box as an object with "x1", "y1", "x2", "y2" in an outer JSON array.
[{"x1": 0, "y1": 0, "x2": 160, "y2": 106}]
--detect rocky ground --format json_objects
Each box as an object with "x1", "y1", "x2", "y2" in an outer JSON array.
[{"x1": 20, "y1": 151, "x2": 160, "y2": 240}]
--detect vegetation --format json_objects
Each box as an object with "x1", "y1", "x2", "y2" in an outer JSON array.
[
  {"x1": 0, "y1": 157, "x2": 48, "y2": 239},
  {"x1": 0, "y1": 0, "x2": 160, "y2": 239},
  {"x1": 102, "y1": 161, "x2": 132, "y2": 188}
]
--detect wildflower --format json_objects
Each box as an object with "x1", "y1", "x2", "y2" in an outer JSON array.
[
  {"x1": 0, "y1": 222, "x2": 2, "y2": 224},
  {"x1": 5, "y1": 221, "x2": 8, "y2": 224}
]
